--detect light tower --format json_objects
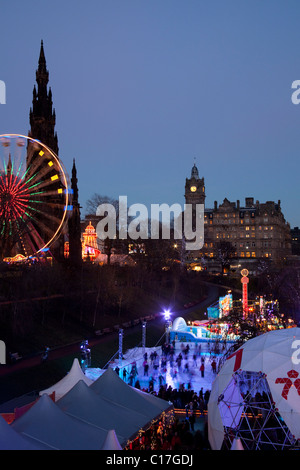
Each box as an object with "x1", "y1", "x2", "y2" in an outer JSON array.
[{"x1": 241, "y1": 269, "x2": 249, "y2": 318}]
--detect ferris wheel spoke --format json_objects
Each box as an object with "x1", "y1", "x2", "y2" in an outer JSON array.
[
  {"x1": 25, "y1": 152, "x2": 53, "y2": 182},
  {"x1": 25, "y1": 164, "x2": 56, "y2": 188},
  {"x1": 41, "y1": 210, "x2": 66, "y2": 227},
  {"x1": 24, "y1": 210, "x2": 58, "y2": 240},
  {"x1": 26, "y1": 174, "x2": 65, "y2": 193},
  {"x1": 0, "y1": 134, "x2": 69, "y2": 261}
]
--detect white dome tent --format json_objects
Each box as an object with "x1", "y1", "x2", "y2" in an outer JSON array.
[{"x1": 208, "y1": 327, "x2": 300, "y2": 450}]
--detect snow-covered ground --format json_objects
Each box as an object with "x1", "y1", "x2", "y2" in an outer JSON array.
[{"x1": 85, "y1": 341, "x2": 232, "y2": 395}]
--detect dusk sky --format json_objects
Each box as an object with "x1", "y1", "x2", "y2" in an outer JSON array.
[{"x1": 1, "y1": 0, "x2": 300, "y2": 227}]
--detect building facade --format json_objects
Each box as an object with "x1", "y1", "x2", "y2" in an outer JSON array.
[
  {"x1": 291, "y1": 226, "x2": 300, "y2": 256},
  {"x1": 184, "y1": 164, "x2": 292, "y2": 269}
]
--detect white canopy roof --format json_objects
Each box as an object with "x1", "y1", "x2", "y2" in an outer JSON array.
[
  {"x1": 57, "y1": 379, "x2": 152, "y2": 446},
  {"x1": 39, "y1": 358, "x2": 93, "y2": 401},
  {"x1": 0, "y1": 414, "x2": 46, "y2": 450},
  {"x1": 90, "y1": 367, "x2": 172, "y2": 423},
  {"x1": 12, "y1": 393, "x2": 107, "y2": 450},
  {"x1": 101, "y1": 430, "x2": 122, "y2": 450},
  {"x1": 12, "y1": 367, "x2": 172, "y2": 450}
]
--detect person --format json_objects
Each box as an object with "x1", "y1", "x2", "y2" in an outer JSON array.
[
  {"x1": 157, "y1": 421, "x2": 163, "y2": 439},
  {"x1": 122, "y1": 368, "x2": 128, "y2": 382},
  {"x1": 143, "y1": 360, "x2": 149, "y2": 376},
  {"x1": 189, "y1": 412, "x2": 195, "y2": 432},
  {"x1": 149, "y1": 377, "x2": 155, "y2": 393},
  {"x1": 204, "y1": 389, "x2": 210, "y2": 409},
  {"x1": 128, "y1": 372, "x2": 134, "y2": 386},
  {"x1": 171, "y1": 431, "x2": 181, "y2": 450},
  {"x1": 193, "y1": 353, "x2": 197, "y2": 366},
  {"x1": 41, "y1": 347, "x2": 49, "y2": 362},
  {"x1": 115, "y1": 366, "x2": 120, "y2": 375},
  {"x1": 211, "y1": 359, "x2": 217, "y2": 373},
  {"x1": 176, "y1": 353, "x2": 182, "y2": 370},
  {"x1": 135, "y1": 379, "x2": 141, "y2": 389},
  {"x1": 200, "y1": 363, "x2": 205, "y2": 378},
  {"x1": 131, "y1": 362, "x2": 138, "y2": 379},
  {"x1": 198, "y1": 396, "x2": 205, "y2": 415}
]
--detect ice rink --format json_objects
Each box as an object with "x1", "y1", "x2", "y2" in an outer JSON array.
[{"x1": 85, "y1": 340, "x2": 232, "y2": 395}]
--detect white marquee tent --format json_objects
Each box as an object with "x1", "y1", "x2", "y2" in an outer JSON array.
[
  {"x1": 11, "y1": 366, "x2": 173, "y2": 450},
  {"x1": 57, "y1": 379, "x2": 152, "y2": 447},
  {"x1": 90, "y1": 367, "x2": 173, "y2": 423},
  {"x1": 12, "y1": 393, "x2": 107, "y2": 450},
  {"x1": 101, "y1": 430, "x2": 122, "y2": 450},
  {"x1": 39, "y1": 358, "x2": 93, "y2": 401},
  {"x1": 0, "y1": 414, "x2": 46, "y2": 450}
]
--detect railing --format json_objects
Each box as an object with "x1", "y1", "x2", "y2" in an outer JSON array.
[
  {"x1": 102, "y1": 350, "x2": 119, "y2": 370},
  {"x1": 154, "y1": 330, "x2": 167, "y2": 347}
]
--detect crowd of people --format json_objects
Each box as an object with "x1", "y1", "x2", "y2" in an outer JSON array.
[
  {"x1": 128, "y1": 415, "x2": 210, "y2": 451},
  {"x1": 114, "y1": 340, "x2": 221, "y2": 422},
  {"x1": 113, "y1": 340, "x2": 226, "y2": 451}
]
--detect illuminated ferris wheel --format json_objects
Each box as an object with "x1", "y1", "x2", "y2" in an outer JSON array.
[{"x1": 0, "y1": 133, "x2": 70, "y2": 262}]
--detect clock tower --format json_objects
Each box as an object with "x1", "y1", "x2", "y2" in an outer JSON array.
[{"x1": 185, "y1": 163, "x2": 205, "y2": 207}]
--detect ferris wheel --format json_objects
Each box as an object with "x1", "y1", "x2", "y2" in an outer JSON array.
[{"x1": 0, "y1": 133, "x2": 70, "y2": 262}]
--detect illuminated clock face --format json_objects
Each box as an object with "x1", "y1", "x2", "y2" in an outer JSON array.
[{"x1": 190, "y1": 186, "x2": 197, "y2": 192}]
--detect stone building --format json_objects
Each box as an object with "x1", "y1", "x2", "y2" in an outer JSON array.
[
  {"x1": 184, "y1": 164, "x2": 292, "y2": 271},
  {"x1": 291, "y1": 226, "x2": 300, "y2": 256}
]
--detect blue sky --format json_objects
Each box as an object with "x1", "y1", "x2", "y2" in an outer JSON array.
[{"x1": 1, "y1": 0, "x2": 300, "y2": 227}]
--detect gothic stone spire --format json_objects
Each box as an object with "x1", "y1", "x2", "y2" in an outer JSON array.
[{"x1": 29, "y1": 40, "x2": 58, "y2": 154}]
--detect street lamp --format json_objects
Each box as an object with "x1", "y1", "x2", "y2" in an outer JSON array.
[{"x1": 163, "y1": 309, "x2": 172, "y2": 344}]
